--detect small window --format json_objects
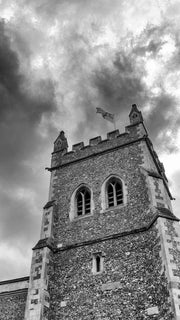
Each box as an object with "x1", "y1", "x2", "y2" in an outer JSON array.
[
  {"x1": 76, "y1": 187, "x2": 91, "y2": 216},
  {"x1": 96, "y1": 255, "x2": 101, "y2": 273},
  {"x1": 107, "y1": 178, "x2": 123, "y2": 208},
  {"x1": 92, "y1": 253, "x2": 104, "y2": 274}
]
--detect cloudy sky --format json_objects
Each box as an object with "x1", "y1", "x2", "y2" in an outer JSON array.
[{"x1": 0, "y1": 0, "x2": 180, "y2": 280}]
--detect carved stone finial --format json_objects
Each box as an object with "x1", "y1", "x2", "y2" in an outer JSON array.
[
  {"x1": 129, "y1": 104, "x2": 143, "y2": 125},
  {"x1": 54, "y1": 131, "x2": 68, "y2": 153}
]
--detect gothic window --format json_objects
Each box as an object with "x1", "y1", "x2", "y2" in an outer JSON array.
[
  {"x1": 76, "y1": 187, "x2": 91, "y2": 216},
  {"x1": 107, "y1": 177, "x2": 123, "y2": 208}
]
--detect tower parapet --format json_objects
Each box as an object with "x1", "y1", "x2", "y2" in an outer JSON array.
[{"x1": 50, "y1": 106, "x2": 148, "y2": 169}]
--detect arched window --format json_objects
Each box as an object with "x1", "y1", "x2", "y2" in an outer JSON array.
[
  {"x1": 107, "y1": 177, "x2": 123, "y2": 208},
  {"x1": 96, "y1": 255, "x2": 101, "y2": 273},
  {"x1": 92, "y1": 253, "x2": 104, "y2": 274},
  {"x1": 76, "y1": 187, "x2": 91, "y2": 216}
]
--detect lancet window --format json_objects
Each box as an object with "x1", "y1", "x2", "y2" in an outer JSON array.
[
  {"x1": 107, "y1": 177, "x2": 123, "y2": 208},
  {"x1": 76, "y1": 187, "x2": 91, "y2": 216}
]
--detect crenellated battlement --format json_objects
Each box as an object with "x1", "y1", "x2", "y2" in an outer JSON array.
[
  {"x1": 50, "y1": 105, "x2": 147, "y2": 167},
  {"x1": 49, "y1": 120, "x2": 169, "y2": 202},
  {"x1": 48, "y1": 105, "x2": 168, "y2": 190},
  {"x1": 50, "y1": 121, "x2": 147, "y2": 169},
  {"x1": 71, "y1": 129, "x2": 123, "y2": 152}
]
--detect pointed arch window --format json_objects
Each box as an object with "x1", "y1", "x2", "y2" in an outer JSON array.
[
  {"x1": 107, "y1": 177, "x2": 123, "y2": 208},
  {"x1": 76, "y1": 187, "x2": 91, "y2": 216}
]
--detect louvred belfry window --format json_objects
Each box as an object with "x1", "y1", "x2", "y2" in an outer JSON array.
[
  {"x1": 107, "y1": 178, "x2": 123, "y2": 208},
  {"x1": 76, "y1": 187, "x2": 91, "y2": 216}
]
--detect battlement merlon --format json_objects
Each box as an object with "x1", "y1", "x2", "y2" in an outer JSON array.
[
  {"x1": 48, "y1": 126, "x2": 157, "y2": 173},
  {"x1": 49, "y1": 122, "x2": 146, "y2": 168},
  {"x1": 50, "y1": 103, "x2": 148, "y2": 167},
  {"x1": 46, "y1": 105, "x2": 172, "y2": 199}
]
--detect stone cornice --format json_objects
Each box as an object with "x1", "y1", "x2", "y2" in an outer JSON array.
[
  {"x1": 54, "y1": 212, "x2": 179, "y2": 253},
  {"x1": 32, "y1": 210, "x2": 179, "y2": 253},
  {"x1": 0, "y1": 288, "x2": 28, "y2": 297}
]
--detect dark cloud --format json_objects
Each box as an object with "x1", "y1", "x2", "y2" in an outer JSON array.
[
  {"x1": 0, "y1": 20, "x2": 56, "y2": 121},
  {"x1": 132, "y1": 23, "x2": 169, "y2": 56},
  {"x1": 83, "y1": 24, "x2": 180, "y2": 153},
  {"x1": 47, "y1": 14, "x2": 179, "y2": 152},
  {"x1": 0, "y1": 0, "x2": 180, "y2": 280},
  {"x1": 0, "y1": 19, "x2": 57, "y2": 168},
  {"x1": 0, "y1": 190, "x2": 39, "y2": 245},
  {"x1": 93, "y1": 52, "x2": 148, "y2": 113},
  {"x1": 146, "y1": 92, "x2": 180, "y2": 152},
  {"x1": 0, "y1": 20, "x2": 57, "y2": 256}
]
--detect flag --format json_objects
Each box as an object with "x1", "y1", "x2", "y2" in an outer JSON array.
[{"x1": 96, "y1": 107, "x2": 115, "y2": 123}]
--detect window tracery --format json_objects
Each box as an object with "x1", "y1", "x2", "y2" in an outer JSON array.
[
  {"x1": 76, "y1": 187, "x2": 91, "y2": 216},
  {"x1": 107, "y1": 177, "x2": 123, "y2": 208}
]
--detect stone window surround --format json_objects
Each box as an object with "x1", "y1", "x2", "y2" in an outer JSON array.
[
  {"x1": 100, "y1": 174, "x2": 127, "y2": 212},
  {"x1": 69, "y1": 175, "x2": 127, "y2": 221},
  {"x1": 76, "y1": 186, "x2": 91, "y2": 216},
  {"x1": 107, "y1": 177, "x2": 123, "y2": 207},
  {"x1": 69, "y1": 183, "x2": 94, "y2": 221},
  {"x1": 92, "y1": 252, "x2": 104, "y2": 274}
]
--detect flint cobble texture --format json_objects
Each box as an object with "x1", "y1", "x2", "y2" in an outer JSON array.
[
  {"x1": 52, "y1": 141, "x2": 153, "y2": 247},
  {"x1": 48, "y1": 223, "x2": 172, "y2": 320},
  {"x1": 0, "y1": 291, "x2": 27, "y2": 320}
]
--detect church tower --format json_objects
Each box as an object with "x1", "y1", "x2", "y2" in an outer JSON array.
[{"x1": 25, "y1": 104, "x2": 180, "y2": 320}]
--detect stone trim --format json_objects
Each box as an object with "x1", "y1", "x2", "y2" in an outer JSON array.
[
  {"x1": 33, "y1": 237, "x2": 55, "y2": 251},
  {"x1": 0, "y1": 288, "x2": 28, "y2": 296},
  {"x1": 51, "y1": 132, "x2": 129, "y2": 155},
  {"x1": 43, "y1": 200, "x2": 55, "y2": 209},
  {"x1": 24, "y1": 247, "x2": 52, "y2": 320},
  {"x1": 146, "y1": 137, "x2": 169, "y2": 183},
  {"x1": 47, "y1": 136, "x2": 173, "y2": 201},
  {"x1": 54, "y1": 211, "x2": 179, "y2": 253},
  {"x1": 46, "y1": 137, "x2": 146, "y2": 171},
  {"x1": 157, "y1": 218, "x2": 180, "y2": 319},
  {"x1": 33, "y1": 211, "x2": 178, "y2": 253},
  {"x1": 69, "y1": 183, "x2": 95, "y2": 222},
  {"x1": 147, "y1": 170, "x2": 163, "y2": 179},
  {"x1": 0, "y1": 276, "x2": 29, "y2": 285},
  {"x1": 40, "y1": 204, "x2": 55, "y2": 239},
  {"x1": 0, "y1": 277, "x2": 29, "y2": 293},
  {"x1": 141, "y1": 141, "x2": 173, "y2": 200}
]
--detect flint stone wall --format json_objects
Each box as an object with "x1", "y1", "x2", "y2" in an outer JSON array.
[{"x1": 48, "y1": 223, "x2": 173, "y2": 320}]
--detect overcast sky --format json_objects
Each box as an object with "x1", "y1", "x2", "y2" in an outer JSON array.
[{"x1": 0, "y1": 0, "x2": 180, "y2": 280}]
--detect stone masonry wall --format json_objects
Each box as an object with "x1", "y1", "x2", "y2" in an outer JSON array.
[
  {"x1": 48, "y1": 223, "x2": 173, "y2": 320},
  {"x1": 0, "y1": 277, "x2": 29, "y2": 320},
  {"x1": 0, "y1": 290, "x2": 28, "y2": 320},
  {"x1": 51, "y1": 140, "x2": 156, "y2": 247}
]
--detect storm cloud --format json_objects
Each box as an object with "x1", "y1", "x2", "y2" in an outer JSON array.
[
  {"x1": 0, "y1": 19, "x2": 58, "y2": 278},
  {"x1": 0, "y1": 0, "x2": 180, "y2": 279}
]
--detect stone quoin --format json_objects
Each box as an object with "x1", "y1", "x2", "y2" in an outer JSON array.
[{"x1": 0, "y1": 104, "x2": 180, "y2": 320}]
